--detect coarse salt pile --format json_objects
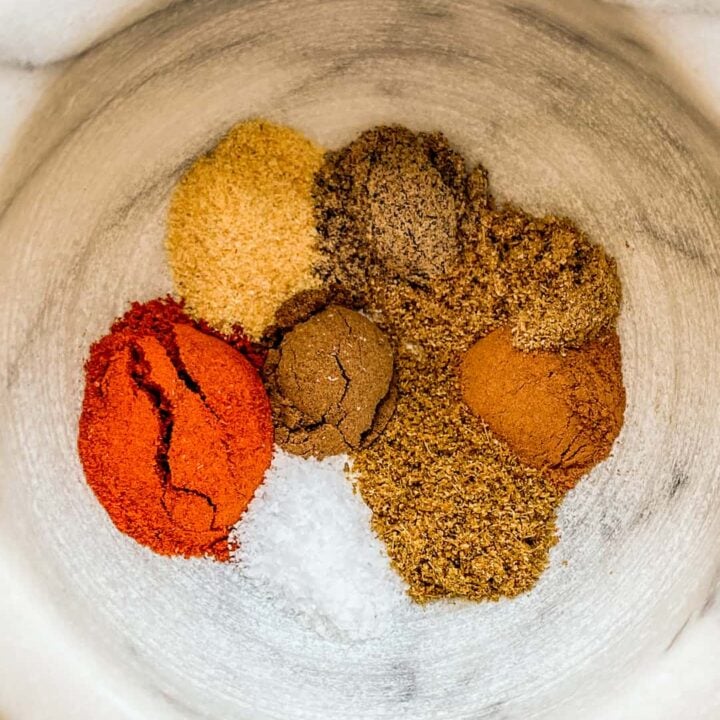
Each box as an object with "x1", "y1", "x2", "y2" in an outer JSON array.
[{"x1": 233, "y1": 449, "x2": 409, "y2": 641}]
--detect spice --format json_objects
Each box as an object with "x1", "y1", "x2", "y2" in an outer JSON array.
[
  {"x1": 351, "y1": 309, "x2": 565, "y2": 601},
  {"x1": 465, "y1": 194, "x2": 622, "y2": 352},
  {"x1": 357, "y1": 388, "x2": 564, "y2": 602},
  {"x1": 339, "y1": 244, "x2": 567, "y2": 601},
  {"x1": 260, "y1": 285, "x2": 360, "y2": 345},
  {"x1": 313, "y1": 125, "x2": 467, "y2": 290},
  {"x1": 312, "y1": 128, "x2": 624, "y2": 602},
  {"x1": 233, "y1": 450, "x2": 409, "y2": 641},
  {"x1": 461, "y1": 328, "x2": 625, "y2": 489},
  {"x1": 166, "y1": 119, "x2": 324, "y2": 339},
  {"x1": 78, "y1": 298, "x2": 273, "y2": 559},
  {"x1": 264, "y1": 305, "x2": 396, "y2": 459}
]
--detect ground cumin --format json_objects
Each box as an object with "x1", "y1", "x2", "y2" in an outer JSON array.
[{"x1": 349, "y1": 273, "x2": 566, "y2": 601}]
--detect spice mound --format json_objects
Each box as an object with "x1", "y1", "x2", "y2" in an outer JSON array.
[
  {"x1": 166, "y1": 119, "x2": 324, "y2": 339},
  {"x1": 264, "y1": 305, "x2": 395, "y2": 459},
  {"x1": 461, "y1": 328, "x2": 625, "y2": 489},
  {"x1": 78, "y1": 299, "x2": 273, "y2": 559},
  {"x1": 469, "y1": 206, "x2": 622, "y2": 352},
  {"x1": 314, "y1": 125, "x2": 467, "y2": 289}
]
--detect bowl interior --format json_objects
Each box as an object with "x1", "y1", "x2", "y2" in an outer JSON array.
[{"x1": 1, "y1": 1, "x2": 720, "y2": 718}]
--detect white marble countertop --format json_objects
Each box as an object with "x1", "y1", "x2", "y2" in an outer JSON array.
[{"x1": 1, "y1": 1, "x2": 719, "y2": 718}]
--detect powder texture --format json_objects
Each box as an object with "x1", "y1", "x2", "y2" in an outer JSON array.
[
  {"x1": 166, "y1": 119, "x2": 324, "y2": 339},
  {"x1": 353, "y1": 318, "x2": 564, "y2": 602},
  {"x1": 314, "y1": 125, "x2": 467, "y2": 288},
  {"x1": 346, "y1": 245, "x2": 567, "y2": 601},
  {"x1": 461, "y1": 328, "x2": 626, "y2": 489},
  {"x1": 78, "y1": 299, "x2": 273, "y2": 559},
  {"x1": 264, "y1": 305, "x2": 395, "y2": 459},
  {"x1": 233, "y1": 450, "x2": 409, "y2": 641}
]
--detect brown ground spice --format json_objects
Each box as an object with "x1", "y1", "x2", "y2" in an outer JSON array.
[
  {"x1": 312, "y1": 129, "x2": 623, "y2": 602},
  {"x1": 352, "y1": 269, "x2": 565, "y2": 602},
  {"x1": 263, "y1": 306, "x2": 396, "y2": 459},
  {"x1": 356, "y1": 362, "x2": 564, "y2": 602},
  {"x1": 465, "y1": 191, "x2": 622, "y2": 352},
  {"x1": 313, "y1": 125, "x2": 467, "y2": 290},
  {"x1": 461, "y1": 328, "x2": 625, "y2": 490}
]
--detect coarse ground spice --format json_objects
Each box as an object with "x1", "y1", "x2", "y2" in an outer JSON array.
[
  {"x1": 463, "y1": 188, "x2": 622, "y2": 352},
  {"x1": 167, "y1": 119, "x2": 324, "y2": 339},
  {"x1": 352, "y1": 297, "x2": 565, "y2": 602},
  {"x1": 78, "y1": 298, "x2": 273, "y2": 559},
  {"x1": 312, "y1": 127, "x2": 623, "y2": 601},
  {"x1": 368, "y1": 165, "x2": 622, "y2": 355}
]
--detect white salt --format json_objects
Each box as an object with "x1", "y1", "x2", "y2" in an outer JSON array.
[{"x1": 232, "y1": 449, "x2": 409, "y2": 641}]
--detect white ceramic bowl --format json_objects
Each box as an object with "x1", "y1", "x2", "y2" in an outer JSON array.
[{"x1": 1, "y1": 1, "x2": 719, "y2": 718}]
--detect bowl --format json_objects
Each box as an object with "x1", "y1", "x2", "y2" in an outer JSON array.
[{"x1": 1, "y1": 0, "x2": 719, "y2": 718}]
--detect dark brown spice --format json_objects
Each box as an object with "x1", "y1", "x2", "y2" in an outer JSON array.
[
  {"x1": 313, "y1": 125, "x2": 468, "y2": 291},
  {"x1": 263, "y1": 305, "x2": 396, "y2": 459}
]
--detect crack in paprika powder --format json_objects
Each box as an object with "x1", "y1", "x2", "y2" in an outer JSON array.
[
  {"x1": 78, "y1": 298, "x2": 273, "y2": 560},
  {"x1": 127, "y1": 341, "x2": 219, "y2": 530}
]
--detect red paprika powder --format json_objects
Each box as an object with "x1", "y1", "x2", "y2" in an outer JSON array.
[{"x1": 78, "y1": 297, "x2": 273, "y2": 560}]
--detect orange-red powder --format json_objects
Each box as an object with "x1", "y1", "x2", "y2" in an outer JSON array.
[
  {"x1": 78, "y1": 298, "x2": 273, "y2": 559},
  {"x1": 460, "y1": 328, "x2": 625, "y2": 489}
]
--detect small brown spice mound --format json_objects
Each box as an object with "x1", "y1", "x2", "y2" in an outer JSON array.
[
  {"x1": 264, "y1": 305, "x2": 396, "y2": 459},
  {"x1": 466, "y1": 196, "x2": 622, "y2": 352},
  {"x1": 166, "y1": 119, "x2": 324, "y2": 339},
  {"x1": 313, "y1": 125, "x2": 467, "y2": 289},
  {"x1": 461, "y1": 328, "x2": 626, "y2": 490}
]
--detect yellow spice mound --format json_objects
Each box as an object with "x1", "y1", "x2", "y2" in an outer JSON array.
[{"x1": 166, "y1": 119, "x2": 324, "y2": 338}]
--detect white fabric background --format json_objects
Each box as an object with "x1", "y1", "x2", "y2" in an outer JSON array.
[{"x1": 0, "y1": 1, "x2": 718, "y2": 718}]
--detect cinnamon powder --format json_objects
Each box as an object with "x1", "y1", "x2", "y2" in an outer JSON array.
[{"x1": 461, "y1": 328, "x2": 625, "y2": 489}]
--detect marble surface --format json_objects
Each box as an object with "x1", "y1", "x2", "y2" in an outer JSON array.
[{"x1": 1, "y1": 1, "x2": 720, "y2": 719}]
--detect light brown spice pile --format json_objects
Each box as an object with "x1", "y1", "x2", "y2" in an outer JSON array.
[
  {"x1": 353, "y1": 267, "x2": 565, "y2": 602},
  {"x1": 466, "y1": 193, "x2": 622, "y2": 352},
  {"x1": 166, "y1": 119, "x2": 324, "y2": 339},
  {"x1": 356, "y1": 361, "x2": 564, "y2": 602},
  {"x1": 312, "y1": 126, "x2": 623, "y2": 602}
]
